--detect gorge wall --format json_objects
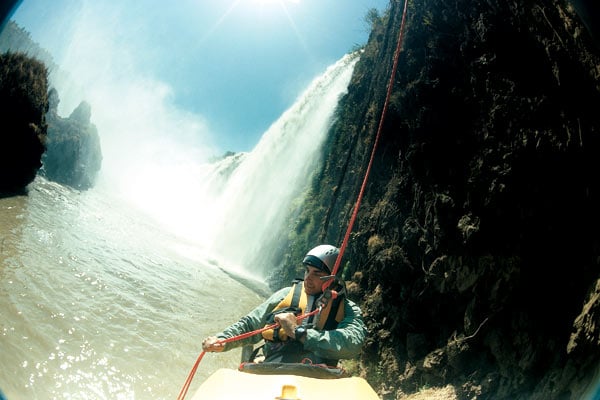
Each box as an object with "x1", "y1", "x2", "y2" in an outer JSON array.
[{"x1": 270, "y1": 0, "x2": 600, "y2": 398}]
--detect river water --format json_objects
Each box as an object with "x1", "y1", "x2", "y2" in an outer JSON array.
[{"x1": 0, "y1": 179, "x2": 263, "y2": 399}]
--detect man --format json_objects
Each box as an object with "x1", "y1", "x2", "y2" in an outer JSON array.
[{"x1": 202, "y1": 245, "x2": 367, "y2": 366}]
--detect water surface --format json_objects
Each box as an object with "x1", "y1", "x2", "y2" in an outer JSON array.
[{"x1": 0, "y1": 179, "x2": 263, "y2": 399}]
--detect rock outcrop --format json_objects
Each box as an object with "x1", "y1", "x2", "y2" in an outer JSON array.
[
  {"x1": 0, "y1": 51, "x2": 48, "y2": 196},
  {"x1": 42, "y1": 88, "x2": 102, "y2": 190}
]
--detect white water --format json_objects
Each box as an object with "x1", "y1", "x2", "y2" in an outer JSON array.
[
  {"x1": 23, "y1": 0, "x2": 359, "y2": 276},
  {"x1": 204, "y1": 53, "x2": 359, "y2": 273},
  {"x1": 50, "y1": 46, "x2": 358, "y2": 277}
]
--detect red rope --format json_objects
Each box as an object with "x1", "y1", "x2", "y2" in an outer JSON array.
[
  {"x1": 328, "y1": 0, "x2": 409, "y2": 280},
  {"x1": 177, "y1": 2, "x2": 409, "y2": 397},
  {"x1": 176, "y1": 351, "x2": 206, "y2": 400}
]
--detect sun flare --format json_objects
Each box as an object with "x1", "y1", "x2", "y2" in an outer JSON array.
[{"x1": 250, "y1": 0, "x2": 300, "y2": 6}]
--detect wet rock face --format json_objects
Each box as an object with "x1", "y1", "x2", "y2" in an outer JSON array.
[
  {"x1": 356, "y1": 0, "x2": 600, "y2": 398},
  {"x1": 0, "y1": 52, "x2": 48, "y2": 195},
  {"x1": 301, "y1": 0, "x2": 600, "y2": 398}
]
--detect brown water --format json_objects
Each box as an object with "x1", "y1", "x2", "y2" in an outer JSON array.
[{"x1": 0, "y1": 178, "x2": 264, "y2": 399}]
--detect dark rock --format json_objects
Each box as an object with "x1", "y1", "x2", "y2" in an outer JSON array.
[
  {"x1": 0, "y1": 51, "x2": 48, "y2": 196},
  {"x1": 41, "y1": 88, "x2": 102, "y2": 190}
]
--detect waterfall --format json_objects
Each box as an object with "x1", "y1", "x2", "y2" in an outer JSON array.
[
  {"x1": 201, "y1": 53, "x2": 359, "y2": 276},
  {"x1": 48, "y1": 45, "x2": 359, "y2": 279}
]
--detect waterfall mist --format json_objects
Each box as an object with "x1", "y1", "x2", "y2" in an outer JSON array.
[
  {"x1": 207, "y1": 54, "x2": 359, "y2": 276},
  {"x1": 31, "y1": 3, "x2": 359, "y2": 278}
]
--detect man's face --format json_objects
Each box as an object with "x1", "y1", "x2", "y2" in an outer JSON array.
[{"x1": 303, "y1": 265, "x2": 329, "y2": 296}]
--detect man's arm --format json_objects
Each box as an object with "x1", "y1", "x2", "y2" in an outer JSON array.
[{"x1": 203, "y1": 287, "x2": 289, "y2": 352}]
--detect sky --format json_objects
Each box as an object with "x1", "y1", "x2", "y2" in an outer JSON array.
[{"x1": 10, "y1": 0, "x2": 390, "y2": 153}]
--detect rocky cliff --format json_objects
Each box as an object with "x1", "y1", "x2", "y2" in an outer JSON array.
[
  {"x1": 1, "y1": 22, "x2": 103, "y2": 191},
  {"x1": 270, "y1": 0, "x2": 600, "y2": 398},
  {"x1": 42, "y1": 88, "x2": 102, "y2": 190},
  {"x1": 0, "y1": 51, "x2": 48, "y2": 196}
]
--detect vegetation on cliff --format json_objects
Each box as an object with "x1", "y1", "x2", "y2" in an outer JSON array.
[
  {"x1": 269, "y1": 1, "x2": 600, "y2": 399},
  {"x1": 0, "y1": 51, "x2": 48, "y2": 195},
  {"x1": 0, "y1": 21, "x2": 57, "y2": 73}
]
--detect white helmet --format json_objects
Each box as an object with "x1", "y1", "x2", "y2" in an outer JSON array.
[{"x1": 302, "y1": 245, "x2": 339, "y2": 274}]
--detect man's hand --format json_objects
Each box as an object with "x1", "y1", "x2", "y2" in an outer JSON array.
[
  {"x1": 274, "y1": 312, "x2": 299, "y2": 339},
  {"x1": 202, "y1": 336, "x2": 225, "y2": 352}
]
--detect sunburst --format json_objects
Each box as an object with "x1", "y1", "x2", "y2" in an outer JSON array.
[{"x1": 251, "y1": 0, "x2": 300, "y2": 6}]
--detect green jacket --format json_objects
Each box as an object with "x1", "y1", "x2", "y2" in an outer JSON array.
[{"x1": 216, "y1": 286, "x2": 367, "y2": 363}]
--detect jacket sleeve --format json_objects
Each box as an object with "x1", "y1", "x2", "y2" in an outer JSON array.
[
  {"x1": 303, "y1": 298, "x2": 367, "y2": 360},
  {"x1": 215, "y1": 287, "x2": 289, "y2": 351}
]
